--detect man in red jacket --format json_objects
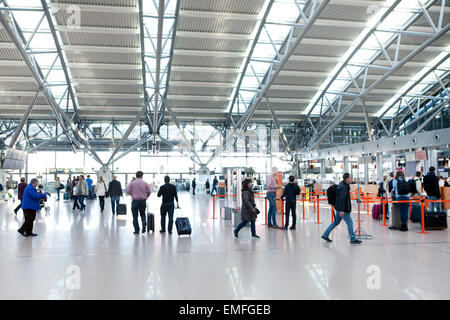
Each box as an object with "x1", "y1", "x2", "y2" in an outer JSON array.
[{"x1": 13, "y1": 177, "x2": 27, "y2": 214}]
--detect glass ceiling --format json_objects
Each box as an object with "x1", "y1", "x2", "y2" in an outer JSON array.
[{"x1": 2, "y1": 0, "x2": 75, "y2": 109}]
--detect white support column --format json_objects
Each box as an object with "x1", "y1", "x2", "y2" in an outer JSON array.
[
  {"x1": 391, "y1": 154, "x2": 397, "y2": 172},
  {"x1": 320, "y1": 159, "x2": 326, "y2": 180},
  {"x1": 363, "y1": 157, "x2": 369, "y2": 185},
  {"x1": 376, "y1": 152, "x2": 384, "y2": 182},
  {"x1": 343, "y1": 156, "x2": 349, "y2": 173},
  {"x1": 427, "y1": 149, "x2": 438, "y2": 172}
]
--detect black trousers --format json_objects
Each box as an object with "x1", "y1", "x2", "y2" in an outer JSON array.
[
  {"x1": 98, "y1": 196, "x2": 105, "y2": 211},
  {"x1": 285, "y1": 201, "x2": 297, "y2": 228},
  {"x1": 19, "y1": 209, "x2": 37, "y2": 235},
  {"x1": 160, "y1": 202, "x2": 175, "y2": 232},
  {"x1": 131, "y1": 199, "x2": 147, "y2": 232},
  {"x1": 14, "y1": 201, "x2": 22, "y2": 213}
]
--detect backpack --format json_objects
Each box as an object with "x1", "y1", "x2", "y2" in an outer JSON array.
[
  {"x1": 408, "y1": 179, "x2": 418, "y2": 194},
  {"x1": 397, "y1": 179, "x2": 410, "y2": 195},
  {"x1": 327, "y1": 184, "x2": 337, "y2": 206}
]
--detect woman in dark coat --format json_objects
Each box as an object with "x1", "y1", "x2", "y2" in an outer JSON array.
[{"x1": 234, "y1": 178, "x2": 259, "y2": 238}]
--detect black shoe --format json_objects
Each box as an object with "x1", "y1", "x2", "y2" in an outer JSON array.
[
  {"x1": 169, "y1": 231, "x2": 173, "y2": 234},
  {"x1": 252, "y1": 234, "x2": 260, "y2": 238},
  {"x1": 282, "y1": 226, "x2": 288, "y2": 230},
  {"x1": 160, "y1": 230, "x2": 166, "y2": 233},
  {"x1": 267, "y1": 224, "x2": 273, "y2": 228},
  {"x1": 14, "y1": 210, "x2": 18, "y2": 215},
  {"x1": 290, "y1": 226, "x2": 296, "y2": 230},
  {"x1": 17, "y1": 230, "x2": 27, "y2": 237},
  {"x1": 233, "y1": 230, "x2": 238, "y2": 238},
  {"x1": 133, "y1": 231, "x2": 139, "y2": 235},
  {"x1": 321, "y1": 235, "x2": 332, "y2": 242},
  {"x1": 142, "y1": 226, "x2": 146, "y2": 233},
  {"x1": 399, "y1": 224, "x2": 408, "y2": 232},
  {"x1": 350, "y1": 239, "x2": 362, "y2": 244},
  {"x1": 27, "y1": 233, "x2": 37, "y2": 237}
]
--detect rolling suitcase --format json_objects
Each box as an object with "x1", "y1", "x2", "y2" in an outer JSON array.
[
  {"x1": 372, "y1": 204, "x2": 381, "y2": 220},
  {"x1": 410, "y1": 205, "x2": 422, "y2": 223},
  {"x1": 117, "y1": 203, "x2": 127, "y2": 215},
  {"x1": 389, "y1": 205, "x2": 402, "y2": 230},
  {"x1": 147, "y1": 213, "x2": 155, "y2": 232},
  {"x1": 63, "y1": 192, "x2": 70, "y2": 201},
  {"x1": 422, "y1": 211, "x2": 448, "y2": 230},
  {"x1": 175, "y1": 217, "x2": 192, "y2": 236}
]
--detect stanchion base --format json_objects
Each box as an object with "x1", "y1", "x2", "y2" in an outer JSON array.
[
  {"x1": 417, "y1": 231, "x2": 430, "y2": 234},
  {"x1": 353, "y1": 227, "x2": 373, "y2": 240}
]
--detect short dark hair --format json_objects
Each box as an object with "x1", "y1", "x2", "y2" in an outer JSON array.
[
  {"x1": 389, "y1": 172, "x2": 394, "y2": 177},
  {"x1": 136, "y1": 171, "x2": 144, "y2": 178},
  {"x1": 395, "y1": 171, "x2": 405, "y2": 179},
  {"x1": 20, "y1": 177, "x2": 25, "y2": 182},
  {"x1": 416, "y1": 171, "x2": 421, "y2": 177},
  {"x1": 429, "y1": 166, "x2": 436, "y2": 172},
  {"x1": 164, "y1": 175, "x2": 170, "y2": 183},
  {"x1": 289, "y1": 175, "x2": 295, "y2": 182},
  {"x1": 343, "y1": 173, "x2": 350, "y2": 180}
]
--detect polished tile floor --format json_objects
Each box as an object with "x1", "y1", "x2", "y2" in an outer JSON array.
[{"x1": 0, "y1": 191, "x2": 449, "y2": 300}]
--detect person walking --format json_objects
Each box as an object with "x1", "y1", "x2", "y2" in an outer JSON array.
[
  {"x1": 71, "y1": 179, "x2": 79, "y2": 210},
  {"x1": 17, "y1": 178, "x2": 47, "y2": 237},
  {"x1": 266, "y1": 167, "x2": 281, "y2": 228},
  {"x1": 192, "y1": 178, "x2": 196, "y2": 195},
  {"x1": 392, "y1": 170, "x2": 410, "y2": 232},
  {"x1": 205, "y1": 179, "x2": 210, "y2": 194},
  {"x1": 321, "y1": 173, "x2": 362, "y2": 244},
  {"x1": 108, "y1": 176, "x2": 123, "y2": 214},
  {"x1": 423, "y1": 166, "x2": 442, "y2": 212},
  {"x1": 157, "y1": 175, "x2": 179, "y2": 234},
  {"x1": 54, "y1": 177, "x2": 62, "y2": 201},
  {"x1": 234, "y1": 178, "x2": 260, "y2": 238},
  {"x1": 126, "y1": 171, "x2": 151, "y2": 234},
  {"x1": 211, "y1": 176, "x2": 218, "y2": 196},
  {"x1": 76, "y1": 175, "x2": 89, "y2": 212},
  {"x1": 13, "y1": 177, "x2": 27, "y2": 214},
  {"x1": 86, "y1": 175, "x2": 94, "y2": 199},
  {"x1": 96, "y1": 176, "x2": 108, "y2": 213},
  {"x1": 281, "y1": 175, "x2": 300, "y2": 230}
]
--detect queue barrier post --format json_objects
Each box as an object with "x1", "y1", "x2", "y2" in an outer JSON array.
[
  {"x1": 418, "y1": 199, "x2": 429, "y2": 234},
  {"x1": 302, "y1": 196, "x2": 306, "y2": 220},
  {"x1": 212, "y1": 195, "x2": 216, "y2": 219},
  {"x1": 331, "y1": 205, "x2": 334, "y2": 222},
  {"x1": 281, "y1": 199, "x2": 285, "y2": 227},
  {"x1": 381, "y1": 197, "x2": 388, "y2": 227},
  {"x1": 264, "y1": 197, "x2": 268, "y2": 225},
  {"x1": 316, "y1": 196, "x2": 321, "y2": 224}
]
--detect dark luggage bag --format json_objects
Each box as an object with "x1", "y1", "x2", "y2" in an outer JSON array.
[
  {"x1": 175, "y1": 217, "x2": 192, "y2": 236},
  {"x1": 372, "y1": 204, "x2": 381, "y2": 220},
  {"x1": 117, "y1": 203, "x2": 127, "y2": 215},
  {"x1": 147, "y1": 213, "x2": 155, "y2": 232},
  {"x1": 422, "y1": 211, "x2": 448, "y2": 230},
  {"x1": 63, "y1": 192, "x2": 70, "y2": 201},
  {"x1": 410, "y1": 205, "x2": 422, "y2": 223}
]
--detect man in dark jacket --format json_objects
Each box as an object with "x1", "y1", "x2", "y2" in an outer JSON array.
[
  {"x1": 192, "y1": 178, "x2": 196, "y2": 195},
  {"x1": 14, "y1": 177, "x2": 27, "y2": 214},
  {"x1": 423, "y1": 166, "x2": 441, "y2": 212},
  {"x1": 321, "y1": 173, "x2": 361, "y2": 244},
  {"x1": 158, "y1": 175, "x2": 179, "y2": 234},
  {"x1": 281, "y1": 176, "x2": 300, "y2": 230},
  {"x1": 108, "y1": 176, "x2": 123, "y2": 214},
  {"x1": 18, "y1": 178, "x2": 47, "y2": 237},
  {"x1": 211, "y1": 176, "x2": 218, "y2": 196}
]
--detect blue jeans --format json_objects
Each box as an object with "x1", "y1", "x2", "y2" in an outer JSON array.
[
  {"x1": 234, "y1": 220, "x2": 256, "y2": 236},
  {"x1": 267, "y1": 192, "x2": 277, "y2": 226},
  {"x1": 322, "y1": 210, "x2": 356, "y2": 242},
  {"x1": 78, "y1": 195, "x2": 86, "y2": 210},
  {"x1": 211, "y1": 185, "x2": 217, "y2": 196},
  {"x1": 397, "y1": 195, "x2": 410, "y2": 225},
  {"x1": 110, "y1": 196, "x2": 120, "y2": 214},
  {"x1": 55, "y1": 188, "x2": 60, "y2": 200},
  {"x1": 428, "y1": 196, "x2": 442, "y2": 212}
]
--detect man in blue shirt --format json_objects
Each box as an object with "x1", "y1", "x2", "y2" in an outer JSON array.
[
  {"x1": 86, "y1": 175, "x2": 94, "y2": 199},
  {"x1": 18, "y1": 178, "x2": 47, "y2": 237}
]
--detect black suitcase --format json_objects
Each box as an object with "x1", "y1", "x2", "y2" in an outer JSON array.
[
  {"x1": 147, "y1": 213, "x2": 154, "y2": 232},
  {"x1": 175, "y1": 217, "x2": 192, "y2": 236},
  {"x1": 117, "y1": 203, "x2": 127, "y2": 215},
  {"x1": 410, "y1": 205, "x2": 422, "y2": 223},
  {"x1": 422, "y1": 211, "x2": 448, "y2": 230}
]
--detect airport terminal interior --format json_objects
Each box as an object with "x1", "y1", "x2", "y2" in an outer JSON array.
[{"x1": 0, "y1": 0, "x2": 449, "y2": 300}]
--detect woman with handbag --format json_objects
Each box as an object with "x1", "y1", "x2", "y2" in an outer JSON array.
[
  {"x1": 234, "y1": 178, "x2": 260, "y2": 238},
  {"x1": 96, "y1": 176, "x2": 108, "y2": 213}
]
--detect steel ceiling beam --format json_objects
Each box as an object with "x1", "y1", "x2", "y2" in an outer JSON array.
[
  {"x1": 206, "y1": 0, "x2": 330, "y2": 165},
  {"x1": 304, "y1": 23, "x2": 450, "y2": 151}
]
